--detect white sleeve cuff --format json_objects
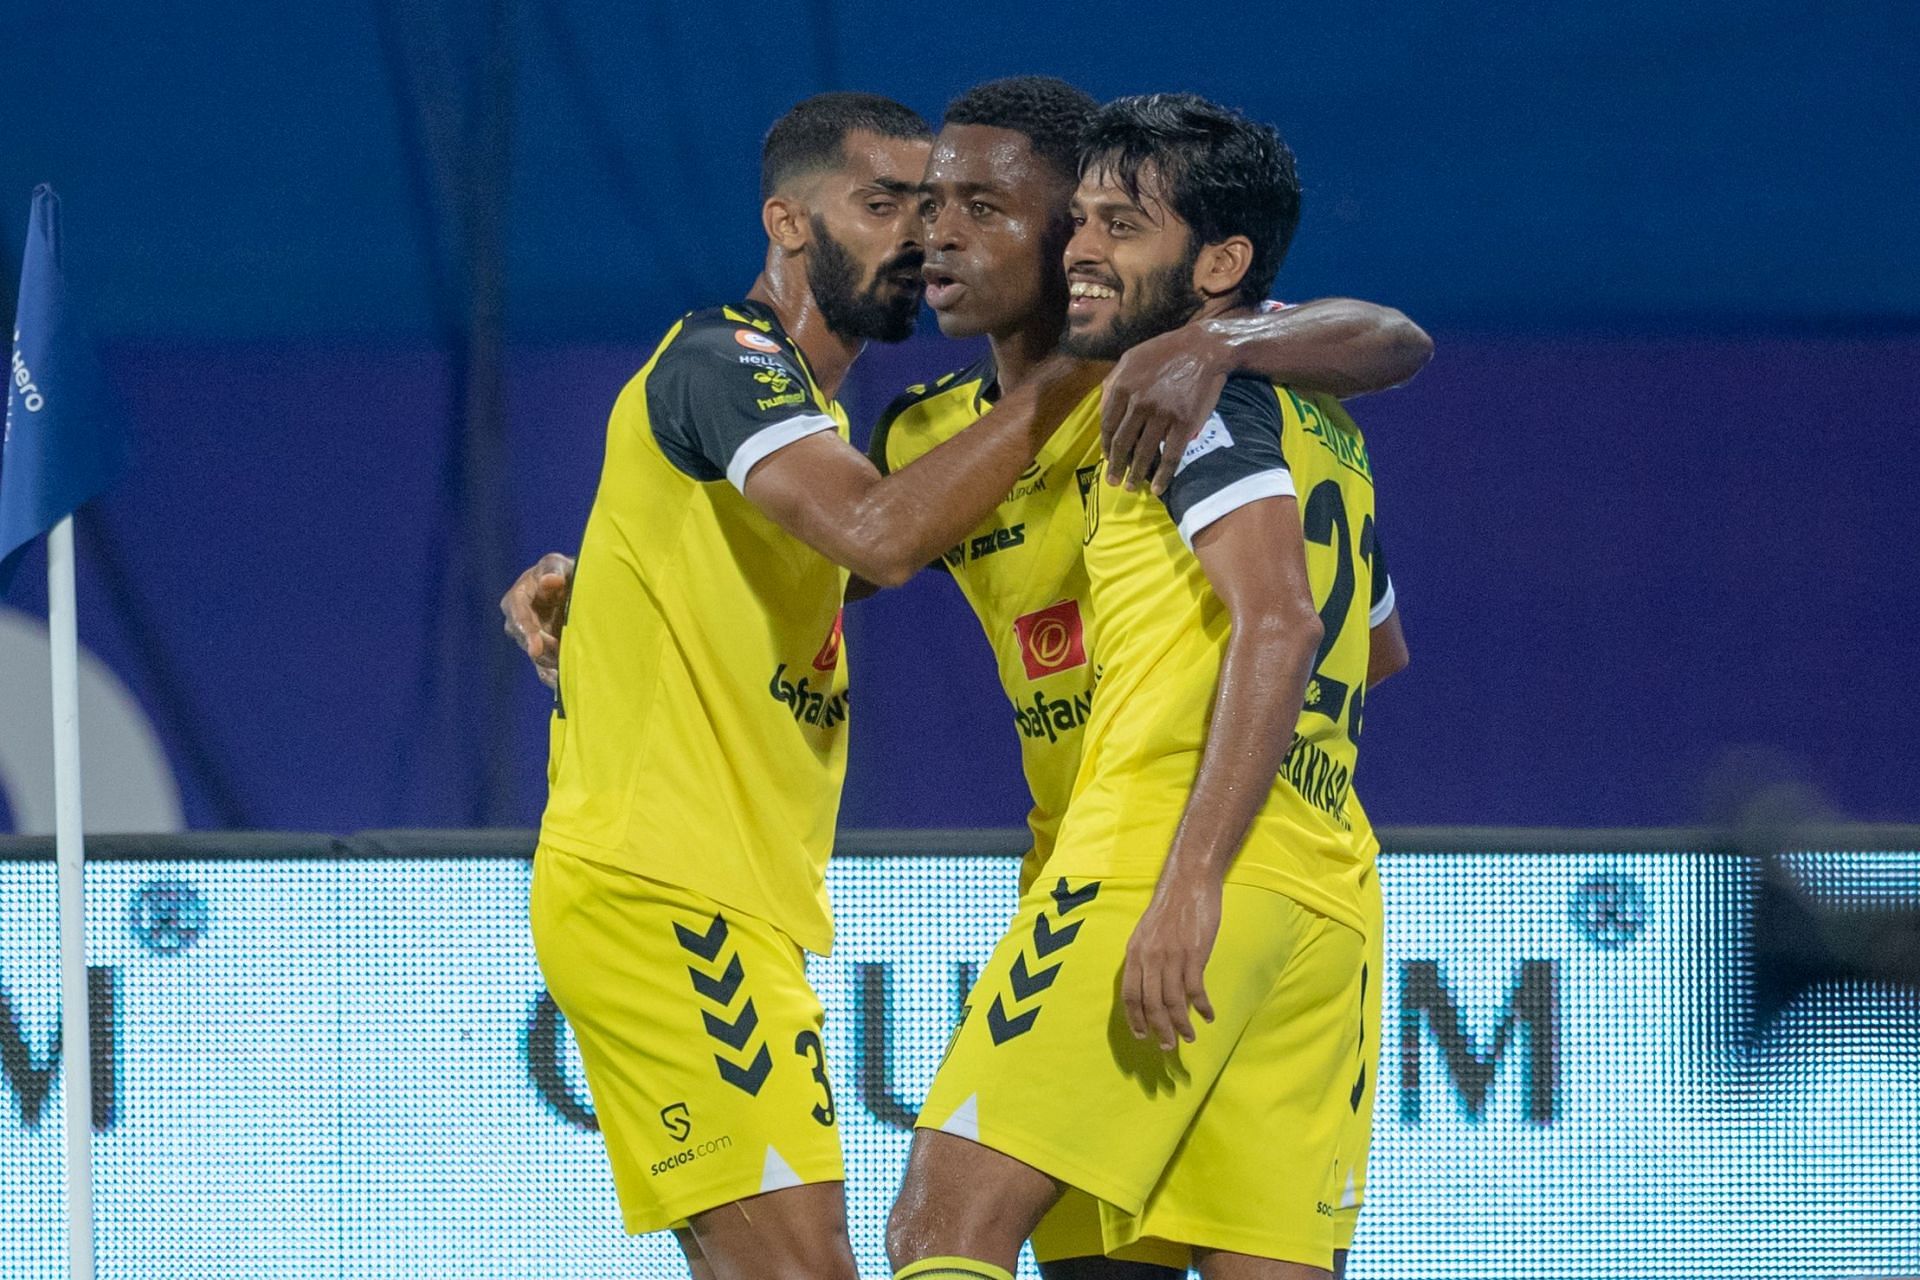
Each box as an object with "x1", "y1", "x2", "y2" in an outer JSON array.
[
  {"x1": 1369, "y1": 578, "x2": 1397, "y2": 627},
  {"x1": 726, "y1": 413, "x2": 839, "y2": 491},
  {"x1": 1176, "y1": 469, "x2": 1296, "y2": 547}
]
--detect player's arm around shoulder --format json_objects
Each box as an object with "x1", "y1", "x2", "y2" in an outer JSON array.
[
  {"x1": 1122, "y1": 377, "x2": 1324, "y2": 1053},
  {"x1": 1100, "y1": 297, "x2": 1433, "y2": 494},
  {"x1": 742, "y1": 354, "x2": 1106, "y2": 586}
]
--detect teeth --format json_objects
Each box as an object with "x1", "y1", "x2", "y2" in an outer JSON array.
[{"x1": 1070, "y1": 282, "x2": 1117, "y2": 299}]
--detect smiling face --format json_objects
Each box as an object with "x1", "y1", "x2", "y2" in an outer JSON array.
[
  {"x1": 803, "y1": 129, "x2": 933, "y2": 342},
  {"x1": 917, "y1": 123, "x2": 1076, "y2": 341},
  {"x1": 1059, "y1": 158, "x2": 1207, "y2": 360}
]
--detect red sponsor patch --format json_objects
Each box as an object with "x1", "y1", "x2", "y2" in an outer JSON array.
[
  {"x1": 812, "y1": 609, "x2": 844, "y2": 672},
  {"x1": 735, "y1": 328, "x2": 781, "y2": 353},
  {"x1": 1012, "y1": 599, "x2": 1087, "y2": 681}
]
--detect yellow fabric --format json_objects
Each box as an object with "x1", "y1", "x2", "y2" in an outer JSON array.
[
  {"x1": 877, "y1": 372, "x2": 1103, "y2": 889},
  {"x1": 1030, "y1": 1189, "x2": 1190, "y2": 1268},
  {"x1": 893, "y1": 1257, "x2": 1016, "y2": 1280},
  {"x1": 529, "y1": 844, "x2": 844, "y2": 1235},
  {"x1": 1049, "y1": 387, "x2": 1383, "y2": 935},
  {"x1": 1331, "y1": 859, "x2": 1384, "y2": 1248},
  {"x1": 539, "y1": 305, "x2": 851, "y2": 955},
  {"x1": 917, "y1": 876, "x2": 1362, "y2": 1268}
]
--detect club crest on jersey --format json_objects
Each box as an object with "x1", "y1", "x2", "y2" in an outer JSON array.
[
  {"x1": 734, "y1": 329, "x2": 782, "y2": 354},
  {"x1": 1012, "y1": 600, "x2": 1087, "y2": 681},
  {"x1": 812, "y1": 609, "x2": 844, "y2": 672}
]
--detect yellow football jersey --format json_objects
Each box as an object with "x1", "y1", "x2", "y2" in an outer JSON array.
[
  {"x1": 1049, "y1": 377, "x2": 1384, "y2": 933},
  {"x1": 870, "y1": 359, "x2": 1103, "y2": 881},
  {"x1": 541, "y1": 300, "x2": 852, "y2": 956}
]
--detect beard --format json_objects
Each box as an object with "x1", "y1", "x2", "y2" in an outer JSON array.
[
  {"x1": 809, "y1": 216, "x2": 923, "y2": 343},
  {"x1": 1058, "y1": 250, "x2": 1204, "y2": 360}
]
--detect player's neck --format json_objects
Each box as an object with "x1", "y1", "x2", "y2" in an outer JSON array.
[
  {"x1": 747, "y1": 270, "x2": 862, "y2": 400},
  {"x1": 1194, "y1": 295, "x2": 1250, "y2": 327},
  {"x1": 987, "y1": 310, "x2": 1065, "y2": 396}
]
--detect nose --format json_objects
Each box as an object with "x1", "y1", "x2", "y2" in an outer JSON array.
[
  {"x1": 1064, "y1": 223, "x2": 1104, "y2": 274},
  {"x1": 927, "y1": 201, "x2": 967, "y2": 254}
]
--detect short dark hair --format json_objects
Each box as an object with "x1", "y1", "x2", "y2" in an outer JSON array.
[
  {"x1": 1078, "y1": 93, "x2": 1302, "y2": 305},
  {"x1": 943, "y1": 76, "x2": 1099, "y2": 182},
  {"x1": 761, "y1": 93, "x2": 931, "y2": 200}
]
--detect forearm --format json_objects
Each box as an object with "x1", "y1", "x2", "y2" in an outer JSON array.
[
  {"x1": 1160, "y1": 610, "x2": 1322, "y2": 885},
  {"x1": 1196, "y1": 298, "x2": 1432, "y2": 398},
  {"x1": 833, "y1": 371, "x2": 1092, "y2": 584}
]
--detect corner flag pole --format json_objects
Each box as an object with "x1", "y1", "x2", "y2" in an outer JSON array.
[
  {"x1": 3, "y1": 184, "x2": 132, "y2": 1280},
  {"x1": 49, "y1": 513, "x2": 93, "y2": 1280},
  {"x1": 48, "y1": 510, "x2": 92, "y2": 1280}
]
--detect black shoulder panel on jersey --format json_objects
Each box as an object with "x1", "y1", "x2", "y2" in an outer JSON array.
[
  {"x1": 646, "y1": 304, "x2": 818, "y2": 483},
  {"x1": 1159, "y1": 376, "x2": 1293, "y2": 534},
  {"x1": 866, "y1": 355, "x2": 993, "y2": 476}
]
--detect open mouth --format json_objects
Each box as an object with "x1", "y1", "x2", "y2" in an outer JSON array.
[
  {"x1": 1066, "y1": 277, "x2": 1119, "y2": 319},
  {"x1": 924, "y1": 268, "x2": 968, "y2": 311}
]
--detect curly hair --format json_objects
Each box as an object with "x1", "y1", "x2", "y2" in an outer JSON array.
[{"x1": 943, "y1": 76, "x2": 1099, "y2": 183}]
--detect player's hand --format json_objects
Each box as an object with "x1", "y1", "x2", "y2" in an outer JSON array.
[
  {"x1": 1100, "y1": 325, "x2": 1229, "y2": 494},
  {"x1": 1122, "y1": 873, "x2": 1221, "y2": 1051},
  {"x1": 500, "y1": 552, "x2": 576, "y2": 689}
]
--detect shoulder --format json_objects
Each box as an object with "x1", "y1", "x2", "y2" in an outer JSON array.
[
  {"x1": 870, "y1": 357, "x2": 994, "y2": 473},
  {"x1": 654, "y1": 305, "x2": 800, "y2": 375},
  {"x1": 1210, "y1": 374, "x2": 1285, "y2": 433}
]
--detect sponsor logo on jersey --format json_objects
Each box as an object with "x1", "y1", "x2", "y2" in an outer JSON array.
[
  {"x1": 1012, "y1": 599, "x2": 1087, "y2": 680},
  {"x1": 1176, "y1": 413, "x2": 1234, "y2": 474},
  {"x1": 812, "y1": 609, "x2": 843, "y2": 672},
  {"x1": 1011, "y1": 686, "x2": 1093, "y2": 744},
  {"x1": 769, "y1": 663, "x2": 849, "y2": 729},
  {"x1": 735, "y1": 329, "x2": 782, "y2": 354},
  {"x1": 967, "y1": 523, "x2": 1026, "y2": 562},
  {"x1": 1075, "y1": 464, "x2": 1102, "y2": 543}
]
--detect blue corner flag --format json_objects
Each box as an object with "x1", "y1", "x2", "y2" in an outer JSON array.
[{"x1": 1, "y1": 185, "x2": 132, "y2": 591}]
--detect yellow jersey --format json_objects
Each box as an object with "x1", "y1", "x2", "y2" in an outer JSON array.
[
  {"x1": 1050, "y1": 376, "x2": 1384, "y2": 933},
  {"x1": 540, "y1": 300, "x2": 852, "y2": 955},
  {"x1": 870, "y1": 358, "x2": 1104, "y2": 883}
]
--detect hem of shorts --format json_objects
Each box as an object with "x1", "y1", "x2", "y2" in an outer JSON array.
[
  {"x1": 912, "y1": 1120, "x2": 1147, "y2": 1217},
  {"x1": 1329, "y1": 1205, "x2": 1362, "y2": 1251},
  {"x1": 534, "y1": 829, "x2": 835, "y2": 956},
  {"x1": 1108, "y1": 1213, "x2": 1335, "y2": 1270},
  {"x1": 1031, "y1": 1233, "x2": 1190, "y2": 1268},
  {"x1": 618, "y1": 1166, "x2": 847, "y2": 1237}
]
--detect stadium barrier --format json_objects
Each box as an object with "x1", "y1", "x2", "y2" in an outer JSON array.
[{"x1": 3, "y1": 827, "x2": 1917, "y2": 1279}]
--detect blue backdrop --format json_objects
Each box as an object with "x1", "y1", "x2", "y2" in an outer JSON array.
[{"x1": 1, "y1": 0, "x2": 1915, "y2": 833}]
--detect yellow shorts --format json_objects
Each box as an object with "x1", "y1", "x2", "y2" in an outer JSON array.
[
  {"x1": 1032, "y1": 864, "x2": 1381, "y2": 1269},
  {"x1": 918, "y1": 875, "x2": 1365, "y2": 1269},
  {"x1": 1329, "y1": 861, "x2": 1383, "y2": 1252},
  {"x1": 529, "y1": 844, "x2": 843, "y2": 1235}
]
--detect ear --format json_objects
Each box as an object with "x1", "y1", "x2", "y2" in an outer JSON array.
[
  {"x1": 762, "y1": 195, "x2": 811, "y2": 254},
  {"x1": 1192, "y1": 235, "x2": 1254, "y2": 300}
]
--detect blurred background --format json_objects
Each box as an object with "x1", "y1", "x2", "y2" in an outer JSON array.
[{"x1": 2, "y1": 0, "x2": 1917, "y2": 836}]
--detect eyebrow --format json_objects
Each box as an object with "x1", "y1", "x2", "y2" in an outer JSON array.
[
  {"x1": 925, "y1": 180, "x2": 1008, "y2": 199},
  {"x1": 1081, "y1": 195, "x2": 1156, "y2": 223},
  {"x1": 866, "y1": 177, "x2": 923, "y2": 196}
]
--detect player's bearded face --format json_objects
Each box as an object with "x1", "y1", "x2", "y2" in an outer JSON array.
[
  {"x1": 809, "y1": 214, "x2": 924, "y2": 344},
  {"x1": 1059, "y1": 165, "x2": 1205, "y2": 360}
]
